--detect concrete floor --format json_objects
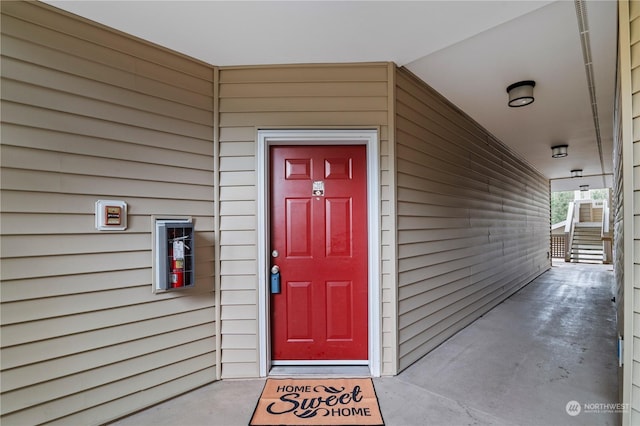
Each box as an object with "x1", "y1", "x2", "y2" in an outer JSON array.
[{"x1": 111, "y1": 261, "x2": 619, "y2": 426}]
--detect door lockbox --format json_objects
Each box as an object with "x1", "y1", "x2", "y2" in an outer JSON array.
[
  {"x1": 270, "y1": 265, "x2": 281, "y2": 294},
  {"x1": 154, "y1": 219, "x2": 194, "y2": 291}
]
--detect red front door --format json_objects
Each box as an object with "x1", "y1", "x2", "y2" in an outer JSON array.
[{"x1": 270, "y1": 145, "x2": 368, "y2": 360}]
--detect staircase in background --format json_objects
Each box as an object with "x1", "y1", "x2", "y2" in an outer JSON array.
[
  {"x1": 570, "y1": 223, "x2": 604, "y2": 264},
  {"x1": 559, "y1": 198, "x2": 611, "y2": 264},
  {"x1": 579, "y1": 202, "x2": 603, "y2": 222}
]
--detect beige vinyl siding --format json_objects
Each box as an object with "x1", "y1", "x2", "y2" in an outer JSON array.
[
  {"x1": 394, "y1": 68, "x2": 550, "y2": 370},
  {"x1": 615, "y1": 15, "x2": 627, "y2": 409},
  {"x1": 1, "y1": 2, "x2": 215, "y2": 425},
  {"x1": 628, "y1": 0, "x2": 640, "y2": 420},
  {"x1": 218, "y1": 63, "x2": 396, "y2": 376}
]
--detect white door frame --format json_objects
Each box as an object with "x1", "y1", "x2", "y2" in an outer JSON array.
[{"x1": 256, "y1": 129, "x2": 381, "y2": 377}]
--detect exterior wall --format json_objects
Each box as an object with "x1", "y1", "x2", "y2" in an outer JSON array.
[
  {"x1": 217, "y1": 63, "x2": 397, "y2": 377},
  {"x1": 0, "y1": 2, "x2": 216, "y2": 425},
  {"x1": 394, "y1": 68, "x2": 550, "y2": 370},
  {"x1": 613, "y1": 22, "x2": 626, "y2": 410},
  {"x1": 0, "y1": 1, "x2": 562, "y2": 421},
  {"x1": 632, "y1": 0, "x2": 640, "y2": 416},
  {"x1": 622, "y1": 0, "x2": 640, "y2": 422}
]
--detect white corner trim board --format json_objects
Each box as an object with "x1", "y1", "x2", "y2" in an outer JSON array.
[{"x1": 256, "y1": 129, "x2": 381, "y2": 377}]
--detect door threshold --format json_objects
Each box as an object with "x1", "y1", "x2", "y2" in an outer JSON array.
[{"x1": 269, "y1": 365, "x2": 371, "y2": 377}]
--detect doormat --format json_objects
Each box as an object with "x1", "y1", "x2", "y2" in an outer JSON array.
[{"x1": 250, "y1": 378, "x2": 384, "y2": 425}]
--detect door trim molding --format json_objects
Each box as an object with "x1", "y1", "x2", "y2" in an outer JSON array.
[{"x1": 257, "y1": 129, "x2": 381, "y2": 377}]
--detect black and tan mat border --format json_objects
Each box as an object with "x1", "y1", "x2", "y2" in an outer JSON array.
[{"x1": 250, "y1": 377, "x2": 384, "y2": 426}]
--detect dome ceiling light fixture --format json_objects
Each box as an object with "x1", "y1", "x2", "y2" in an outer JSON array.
[
  {"x1": 580, "y1": 184, "x2": 590, "y2": 191},
  {"x1": 551, "y1": 145, "x2": 568, "y2": 158},
  {"x1": 571, "y1": 169, "x2": 583, "y2": 178},
  {"x1": 507, "y1": 80, "x2": 536, "y2": 107}
]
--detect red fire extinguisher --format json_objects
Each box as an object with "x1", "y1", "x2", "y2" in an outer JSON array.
[{"x1": 170, "y1": 239, "x2": 185, "y2": 288}]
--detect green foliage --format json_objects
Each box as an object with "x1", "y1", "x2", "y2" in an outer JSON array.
[
  {"x1": 551, "y1": 191, "x2": 575, "y2": 225},
  {"x1": 590, "y1": 188, "x2": 609, "y2": 200}
]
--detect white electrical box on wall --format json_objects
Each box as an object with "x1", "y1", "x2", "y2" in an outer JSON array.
[{"x1": 95, "y1": 200, "x2": 127, "y2": 231}]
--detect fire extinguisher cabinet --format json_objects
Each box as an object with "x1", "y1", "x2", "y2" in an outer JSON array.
[{"x1": 154, "y1": 219, "x2": 195, "y2": 291}]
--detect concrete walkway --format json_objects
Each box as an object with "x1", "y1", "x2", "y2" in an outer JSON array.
[{"x1": 110, "y1": 261, "x2": 619, "y2": 426}]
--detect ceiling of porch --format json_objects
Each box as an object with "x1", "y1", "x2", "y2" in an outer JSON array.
[{"x1": 44, "y1": 0, "x2": 618, "y2": 192}]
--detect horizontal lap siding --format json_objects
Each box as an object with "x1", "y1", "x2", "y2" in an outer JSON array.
[
  {"x1": 0, "y1": 2, "x2": 215, "y2": 425},
  {"x1": 631, "y1": 0, "x2": 640, "y2": 419},
  {"x1": 218, "y1": 63, "x2": 394, "y2": 376},
  {"x1": 615, "y1": 1, "x2": 626, "y2": 410},
  {"x1": 395, "y1": 68, "x2": 550, "y2": 370}
]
